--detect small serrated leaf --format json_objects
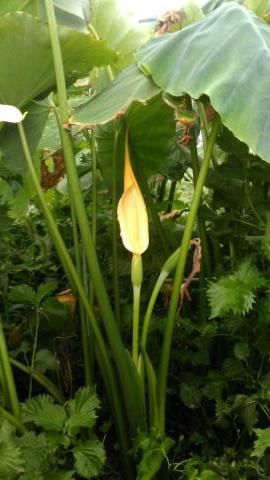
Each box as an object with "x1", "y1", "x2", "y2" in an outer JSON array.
[
  {"x1": 17, "y1": 431, "x2": 48, "y2": 474},
  {"x1": 66, "y1": 387, "x2": 99, "y2": 432},
  {"x1": 0, "y1": 440, "x2": 24, "y2": 476},
  {"x1": 252, "y1": 428, "x2": 270, "y2": 458},
  {"x1": 21, "y1": 395, "x2": 67, "y2": 431},
  {"x1": 207, "y1": 259, "x2": 265, "y2": 318},
  {"x1": 73, "y1": 439, "x2": 106, "y2": 479}
]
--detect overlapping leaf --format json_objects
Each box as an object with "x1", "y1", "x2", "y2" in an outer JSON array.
[
  {"x1": 90, "y1": 0, "x2": 150, "y2": 70},
  {"x1": 0, "y1": 101, "x2": 49, "y2": 175},
  {"x1": 72, "y1": 64, "x2": 160, "y2": 125},
  {"x1": 94, "y1": 94, "x2": 177, "y2": 193},
  {"x1": 0, "y1": 0, "x2": 91, "y2": 31},
  {"x1": 0, "y1": 12, "x2": 116, "y2": 108},
  {"x1": 136, "y1": 2, "x2": 270, "y2": 163}
]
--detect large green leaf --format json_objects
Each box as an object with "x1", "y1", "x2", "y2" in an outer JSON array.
[
  {"x1": 91, "y1": 0, "x2": 150, "y2": 70},
  {"x1": 0, "y1": 101, "x2": 49, "y2": 175},
  {"x1": 95, "y1": 94, "x2": 177, "y2": 192},
  {"x1": 72, "y1": 64, "x2": 160, "y2": 125},
  {"x1": 0, "y1": 12, "x2": 116, "y2": 108},
  {"x1": 0, "y1": 0, "x2": 91, "y2": 31},
  {"x1": 136, "y1": 2, "x2": 270, "y2": 163}
]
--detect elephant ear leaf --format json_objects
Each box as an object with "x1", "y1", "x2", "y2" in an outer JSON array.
[
  {"x1": 91, "y1": 0, "x2": 150, "y2": 70},
  {"x1": 136, "y1": 2, "x2": 270, "y2": 164},
  {"x1": 72, "y1": 64, "x2": 161, "y2": 126},
  {"x1": 0, "y1": 0, "x2": 91, "y2": 31},
  {"x1": 0, "y1": 12, "x2": 116, "y2": 108}
]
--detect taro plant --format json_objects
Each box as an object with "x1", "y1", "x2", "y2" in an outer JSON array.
[{"x1": 2, "y1": 0, "x2": 270, "y2": 478}]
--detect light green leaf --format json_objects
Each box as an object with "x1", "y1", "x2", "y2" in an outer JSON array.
[
  {"x1": 198, "y1": 471, "x2": 221, "y2": 480},
  {"x1": 0, "y1": 0, "x2": 91, "y2": 31},
  {"x1": 252, "y1": 427, "x2": 270, "y2": 457},
  {"x1": 0, "y1": 421, "x2": 24, "y2": 477},
  {"x1": 91, "y1": 0, "x2": 150, "y2": 70},
  {"x1": 49, "y1": 472, "x2": 75, "y2": 480},
  {"x1": 21, "y1": 395, "x2": 67, "y2": 431},
  {"x1": 35, "y1": 349, "x2": 57, "y2": 373},
  {"x1": 66, "y1": 386, "x2": 99, "y2": 432},
  {"x1": 71, "y1": 64, "x2": 161, "y2": 126},
  {"x1": 17, "y1": 432, "x2": 48, "y2": 475},
  {"x1": 73, "y1": 439, "x2": 106, "y2": 479},
  {"x1": 0, "y1": 178, "x2": 14, "y2": 205},
  {"x1": 0, "y1": 12, "x2": 116, "y2": 108},
  {"x1": 38, "y1": 114, "x2": 61, "y2": 150},
  {"x1": 207, "y1": 258, "x2": 266, "y2": 318},
  {"x1": 41, "y1": 0, "x2": 91, "y2": 31},
  {"x1": 8, "y1": 186, "x2": 30, "y2": 219},
  {"x1": 0, "y1": 441, "x2": 24, "y2": 476},
  {"x1": 136, "y1": 2, "x2": 270, "y2": 163}
]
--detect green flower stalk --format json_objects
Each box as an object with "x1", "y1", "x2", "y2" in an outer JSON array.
[
  {"x1": 141, "y1": 247, "x2": 180, "y2": 351},
  {"x1": 117, "y1": 131, "x2": 149, "y2": 367}
]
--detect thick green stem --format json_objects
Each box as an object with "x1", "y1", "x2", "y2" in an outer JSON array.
[
  {"x1": 10, "y1": 357, "x2": 64, "y2": 404},
  {"x1": 71, "y1": 201, "x2": 92, "y2": 386},
  {"x1": 166, "y1": 180, "x2": 176, "y2": 213},
  {"x1": 45, "y1": 1, "x2": 145, "y2": 444},
  {"x1": 0, "y1": 316, "x2": 20, "y2": 418},
  {"x1": 28, "y1": 307, "x2": 40, "y2": 399},
  {"x1": 0, "y1": 408, "x2": 26, "y2": 434},
  {"x1": 18, "y1": 121, "x2": 132, "y2": 476},
  {"x1": 158, "y1": 176, "x2": 167, "y2": 203},
  {"x1": 188, "y1": 97, "x2": 212, "y2": 275},
  {"x1": 132, "y1": 286, "x2": 141, "y2": 367},
  {"x1": 157, "y1": 118, "x2": 219, "y2": 432},
  {"x1": 141, "y1": 271, "x2": 168, "y2": 352},
  {"x1": 71, "y1": 202, "x2": 81, "y2": 274},
  {"x1": 112, "y1": 128, "x2": 121, "y2": 326},
  {"x1": 141, "y1": 247, "x2": 181, "y2": 352},
  {"x1": 91, "y1": 131, "x2": 97, "y2": 248},
  {"x1": 131, "y1": 255, "x2": 143, "y2": 368}
]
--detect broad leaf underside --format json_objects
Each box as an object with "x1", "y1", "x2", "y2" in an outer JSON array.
[
  {"x1": 136, "y1": 2, "x2": 270, "y2": 162},
  {"x1": 75, "y1": 2, "x2": 270, "y2": 164},
  {"x1": 72, "y1": 64, "x2": 161, "y2": 125},
  {"x1": 0, "y1": 12, "x2": 116, "y2": 108}
]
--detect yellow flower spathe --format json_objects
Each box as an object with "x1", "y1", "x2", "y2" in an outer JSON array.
[{"x1": 117, "y1": 132, "x2": 149, "y2": 255}]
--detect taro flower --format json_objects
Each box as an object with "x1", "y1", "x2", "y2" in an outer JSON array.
[
  {"x1": 0, "y1": 104, "x2": 23, "y2": 123},
  {"x1": 117, "y1": 131, "x2": 149, "y2": 255}
]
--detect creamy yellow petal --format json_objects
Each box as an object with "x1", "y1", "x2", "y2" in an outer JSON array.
[
  {"x1": 0, "y1": 104, "x2": 23, "y2": 123},
  {"x1": 117, "y1": 184, "x2": 149, "y2": 255},
  {"x1": 124, "y1": 131, "x2": 139, "y2": 191}
]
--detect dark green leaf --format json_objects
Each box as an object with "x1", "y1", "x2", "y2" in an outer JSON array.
[
  {"x1": 0, "y1": 101, "x2": 49, "y2": 176},
  {"x1": 36, "y1": 280, "x2": 57, "y2": 305},
  {"x1": 8, "y1": 284, "x2": 36, "y2": 305}
]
